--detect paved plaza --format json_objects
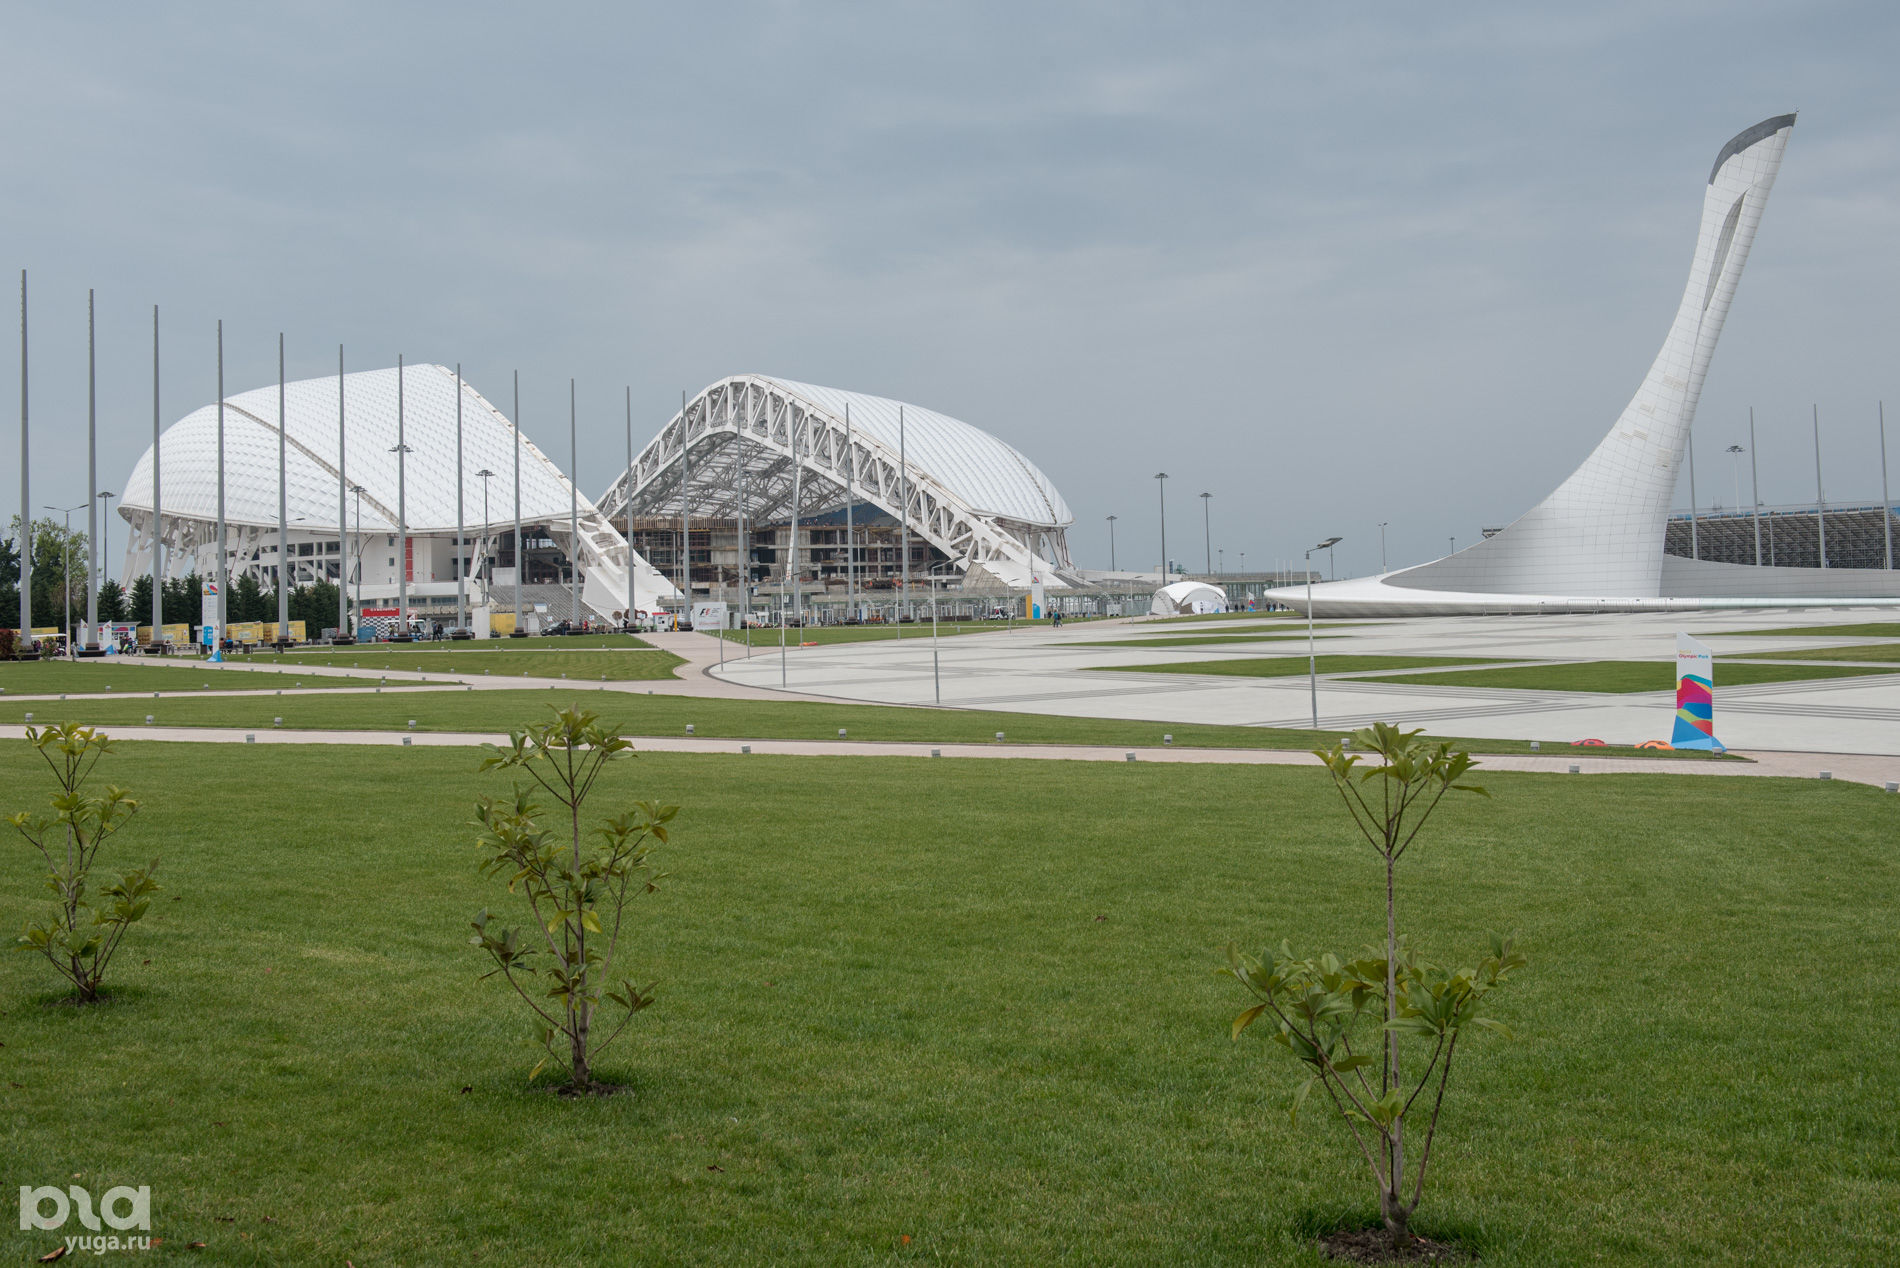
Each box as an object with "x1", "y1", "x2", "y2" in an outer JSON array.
[{"x1": 709, "y1": 609, "x2": 1900, "y2": 758}]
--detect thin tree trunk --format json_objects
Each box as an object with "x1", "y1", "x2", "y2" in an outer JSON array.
[{"x1": 1385, "y1": 847, "x2": 1405, "y2": 1246}]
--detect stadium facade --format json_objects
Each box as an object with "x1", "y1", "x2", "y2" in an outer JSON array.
[
  {"x1": 116, "y1": 363, "x2": 676, "y2": 628},
  {"x1": 1270, "y1": 114, "x2": 1900, "y2": 616},
  {"x1": 594, "y1": 375, "x2": 1081, "y2": 597},
  {"x1": 115, "y1": 367, "x2": 1081, "y2": 630}
]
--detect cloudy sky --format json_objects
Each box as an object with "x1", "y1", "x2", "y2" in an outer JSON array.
[{"x1": 5, "y1": 1, "x2": 1898, "y2": 578}]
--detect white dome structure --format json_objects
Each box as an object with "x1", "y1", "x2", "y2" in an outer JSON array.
[
  {"x1": 596, "y1": 375, "x2": 1078, "y2": 593},
  {"x1": 1149, "y1": 580, "x2": 1228, "y2": 616},
  {"x1": 117, "y1": 363, "x2": 674, "y2": 622}
]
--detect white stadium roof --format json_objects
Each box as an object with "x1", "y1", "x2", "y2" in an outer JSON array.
[
  {"x1": 119, "y1": 363, "x2": 588, "y2": 534},
  {"x1": 761, "y1": 377, "x2": 1072, "y2": 529}
]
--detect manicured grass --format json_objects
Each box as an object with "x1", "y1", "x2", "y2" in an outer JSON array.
[
  {"x1": 1075, "y1": 631, "x2": 1342, "y2": 648},
  {"x1": 248, "y1": 632, "x2": 656, "y2": 652},
  {"x1": 717, "y1": 622, "x2": 1028, "y2": 647},
  {"x1": 255, "y1": 648, "x2": 686, "y2": 681},
  {"x1": 1747, "y1": 643, "x2": 1900, "y2": 664},
  {"x1": 1710, "y1": 621, "x2": 1900, "y2": 639},
  {"x1": 1, "y1": 742, "x2": 1894, "y2": 1264},
  {"x1": 1135, "y1": 609, "x2": 1304, "y2": 623},
  {"x1": 0, "y1": 661, "x2": 364, "y2": 694},
  {"x1": 1094, "y1": 654, "x2": 1497, "y2": 678},
  {"x1": 1359, "y1": 659, "x2": 1899, "y2": 693},
  {"x1": 0, "y1": 687, "x2": 1723, "y2": 760}
]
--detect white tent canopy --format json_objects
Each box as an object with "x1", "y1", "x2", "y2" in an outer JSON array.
[{"x1": 1149, "y1": 580, "x2": 1228, "y2": 615}]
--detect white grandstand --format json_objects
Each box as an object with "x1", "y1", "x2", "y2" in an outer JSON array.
[
  {"x1": 117, "y1": 363, "x2": 675, "y2": 626},
  {"x1": 596, "y1": 375, "x2": 1080, "y2": 595}
]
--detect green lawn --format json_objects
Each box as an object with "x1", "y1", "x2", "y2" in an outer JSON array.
[
  {"x1": 1, "y1": 742, "x2": 1894, "y2": 1264},
  {"x1": 1746, "y1": 643, "x2": 1900, "y2": 664},
  {"x1": 254, "y1": 648, "x2": 686, "y2": 681},
  {"x1": 0, "y1": 688, "x2": 1710, "y2": 760},
  {"x1": 1708, "y1": 622, "x2": 1900, "y2": 639},
  {"x1": 1094, "y1": 654, "x2": 1497, "y2": 678},
  {"x1": 1135, "y1": 609, "x2": 1305, "y2": 623},
  {"x1": 243, "y1": 632, "x2": 655, "y2": 653},
  {"x1": 1359, "y1": 660, "x2": 1900, "y2": 693},
  {"x1": 1076, "y1": 631, "x2": 1343, "y2": 648},
  {"x1": 0, "y1": 662, "x2": 364, "y2": 694},
  {"x1": 717, "y1": 622, "x2": 1025, "y2": 647}
]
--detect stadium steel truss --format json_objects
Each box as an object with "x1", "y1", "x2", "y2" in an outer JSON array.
[{"x1": 596, "y1": 375, "x2": 1079, "y2": 589}]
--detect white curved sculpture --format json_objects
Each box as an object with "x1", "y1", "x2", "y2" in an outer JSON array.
[{"x1": 1269, "y1": 115, "x2": 1898, "y2": 616}]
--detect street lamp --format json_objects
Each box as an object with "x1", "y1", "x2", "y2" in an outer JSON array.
[
  {"x1": 1199, "y1": 491, "x2": 1212, "y2": 575},
  {"x1": 1378, "y1": 521, "x2": 1388, "y2": 572},
  {"x1": 1154, "y1": 472, "x2": 1169, "y2": 586},
  {"x1": 1724, "y1": 445, "x2": 1745, "y2": 519},
  {"x1": 44, "y1": 501, "x2": 87, "y2": 657},
  {"x1": 1305, "y1": 536, "x2": 1341, "y2": 729},
  {"x1": 1106, "y1": 514, "x2": 1117, "y2": 571}
]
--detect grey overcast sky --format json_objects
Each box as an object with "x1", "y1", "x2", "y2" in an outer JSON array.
[{"x1": 4, "y1": 1, "x2": 1898, "y2": 579}]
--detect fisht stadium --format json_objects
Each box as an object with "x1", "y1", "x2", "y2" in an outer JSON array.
[{"x1": 115, "y1": 367, "x2": 1079, "y2": 631}]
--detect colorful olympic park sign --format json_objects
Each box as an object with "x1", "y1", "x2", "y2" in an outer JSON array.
[{"x1": 1672, "y1": 633, "x2": 1724, "y2": 753}]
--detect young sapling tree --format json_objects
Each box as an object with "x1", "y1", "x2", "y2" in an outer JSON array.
[
  {"x1": 1227, "y1": 722, "x2": 1525, "y2": 1254},
  {"x1": 470, "y1": 706, "x2": 679, "y2": 1092},
  {"x1": 9, "y1": 722, "x2": 159, "y2": 1002}
]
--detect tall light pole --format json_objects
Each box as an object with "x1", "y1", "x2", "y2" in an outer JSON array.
[
  {"x1": 455, "y1": 363, "x2": 466, "y2": 633},
  {"x1": 1724, "y1": 445, "x2": 1745, "y2": 520},
  {"x1": 348, "y1": 483, "x2": 365, "y2": 632},
  {"x1": 19, "y1": 271, "x2": 30, "y2": 645},
  {"x1": 151, "y1": 305, "x2": 162, "y2": 641},
  {"x1": 1881, "y1": 402, "x2": 1893, "y2": 572},
  {"x1": 97, "y1": 491, "x2": 115, "y2": 610},
  {"x1": 1154, "y1": 472, "x2": 1168, "y2": 586},
  {"x1": 277, "y1": 333, "x2": 288, "y2": 642},
  {"x1": 512, "y1": 371, "x2": 522, "y2": 635},
  {"x1": 1813, "y1": 404, "x2": 1828, "y2": 569},
  {"x1": 1199, "y1": 491, "x2": 1212, "y2": 575},
  {"x1": 1106, "y1": 514, "x2": 1117, "y2": 571},
  {"x1": 570, "y1": 379, "x2": 580, "y2": 625},
  {"x1": 46, "y1": 501, "x2": 86, "y2": 657},
  {"x1": 1378, "y1": 522, "x2": 1388, "y2": 572},
  {"x1": 625, "y1": 386, "x2": 634, "y2": 626},
  {"x1": 1305, "y1": 536, "x2": 1341, "y2": 729},
  {"x1": 336, "y1": 345, "x2": 348, "y2": 639},
  {"x1": 477, "y1": 469, "x2": 495, "y2": 594},
  {"x1": 85, "y1": 290, "x2": 96, "y2": 646},
  {"x1": 394, "y1": 353, "x2": 408, "y2": 634},
  {"x1": 1748, "y1": 407, "x2": 1764, "y2": 566},
  {"x1": 215, "y1": 319, "x2": 226, "y2": 649}
]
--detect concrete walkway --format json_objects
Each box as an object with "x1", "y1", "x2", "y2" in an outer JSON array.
[{"x1": 29, "y1": 724, "x2": 1897, "y2": 789}]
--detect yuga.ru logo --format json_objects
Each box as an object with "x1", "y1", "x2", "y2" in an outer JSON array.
[{"x1": 19, "y1": 1184, "x2": 153, "y2": 1254}]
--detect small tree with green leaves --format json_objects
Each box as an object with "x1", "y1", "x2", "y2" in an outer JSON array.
[
  {"x1": 1227, "y1": 722, "x2": 1526, "y2": 1253},
  {"x1": 9, "y1": 723, "x2": 159, "y2": 1002},
  {"x1": 470, "y1": 706, "x2": 679, "y2": 1092}
]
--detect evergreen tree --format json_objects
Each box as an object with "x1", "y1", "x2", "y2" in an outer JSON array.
[
  {"x1": 289, "y1": 580, "x2": 340, "y2": 633},
  {"x1": 97, "y1": 579, "x2": 128, "y2": 624},
  {"x1": 232, "y1": 573, "x2": 266, "y2": 622},
  {"x1": 127, "y1": 575, "x2": 155, "y2": 625},
  {"x1": 0, "y1": 527, "x2": 18, "y2": 628}
]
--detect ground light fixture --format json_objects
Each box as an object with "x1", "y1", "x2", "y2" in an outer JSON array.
[{"x1": 1305, "y1": 536, "x2": 1342, "y2": 729}]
